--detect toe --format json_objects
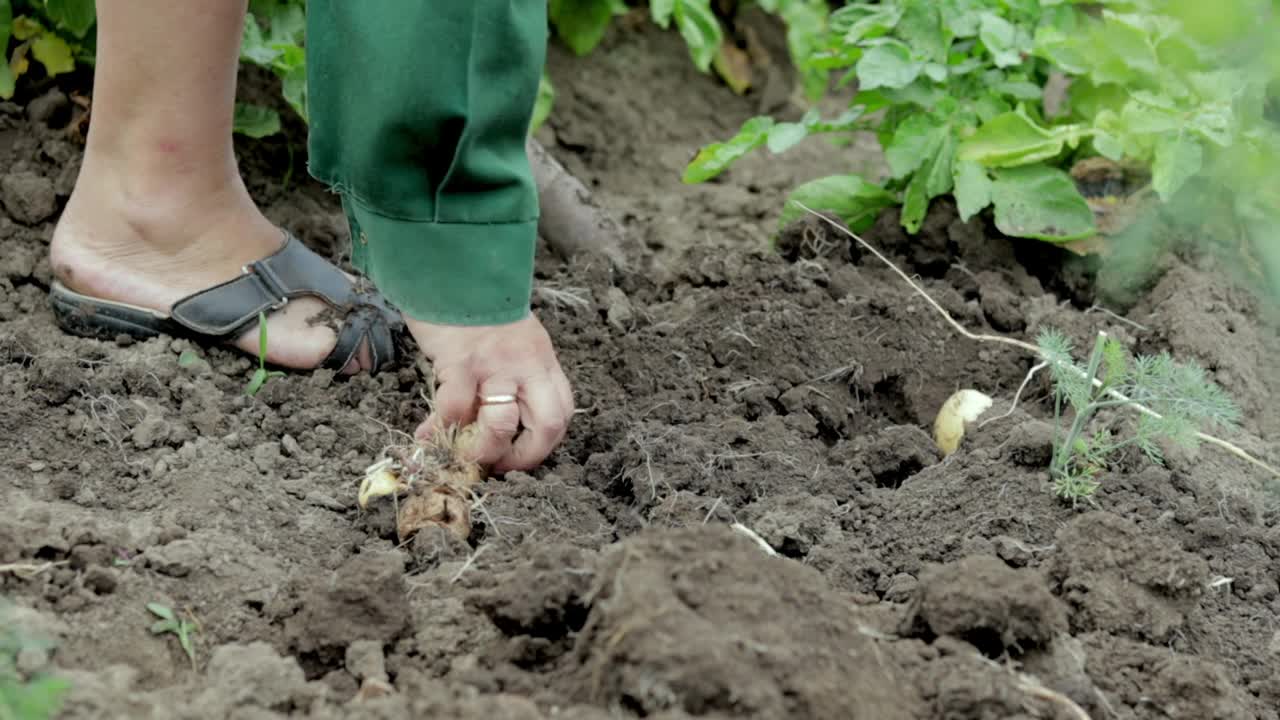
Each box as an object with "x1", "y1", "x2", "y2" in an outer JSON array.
[{"x1": 232, "y1": 299, "x2": 343, "y2": 370}]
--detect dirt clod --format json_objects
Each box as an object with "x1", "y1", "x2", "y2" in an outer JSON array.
[
  {"x1": 906, "y1": 555, "x2": 1068, "y2": 655},
  {"x1": 0, "y1": 171, "x2": 58, "y2": 225},
  {"x1": 562, "y1": 526, "x2": 925, "y2": 718},
  {"x1": 284, "y1": 551, "x2": 412, "y2": 654},
  {"x1": 1050, "y1": 512, "x2": 1208, "y2": 642}
]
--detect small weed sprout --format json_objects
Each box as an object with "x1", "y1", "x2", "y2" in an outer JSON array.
[
  {"x1": 245, "y1": 312, "x2": 285, "y2": 396},
  {"x1": 1, "y1": 605, "x2": 70, "y2": 720},
  {"x1": 1038, "y1": 328, "x2": 1241, "y2": 502},
  {"x1": 146, "y1": 603, "x2": 197, "y2": 670}
]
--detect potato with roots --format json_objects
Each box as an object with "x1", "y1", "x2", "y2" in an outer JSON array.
[{"x1": 358, "y1": 424, "x2": 485, "y2": 542}]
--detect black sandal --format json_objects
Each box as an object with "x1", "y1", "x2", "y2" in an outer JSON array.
[{"x1": 49, "y1": 232, "x2": 404, "y2": 374}]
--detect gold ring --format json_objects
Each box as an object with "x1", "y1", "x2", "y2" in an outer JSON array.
[{"x1": 480, "y1": 394, "x2": 518, "y2": 405}]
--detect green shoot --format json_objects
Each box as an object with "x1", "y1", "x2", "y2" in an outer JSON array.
[
  {"x1": 146, "y1": 603, "x2": 197, "y2": 671},
  {"x1": 245, "y1": 312, "x2": 285, "y2": 397},
  {"x1": 1038, "y1": 328, "x2": 1241, "y2": 503},
  {"x1": 1, "y1": 603, "x2": 69, "y2": 720}
]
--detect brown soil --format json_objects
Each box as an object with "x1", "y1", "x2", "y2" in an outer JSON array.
[{"x1": 4, "y1": 19, "x2": 1280, "y2": 720}]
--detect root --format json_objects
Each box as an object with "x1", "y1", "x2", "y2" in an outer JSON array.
[
  {"x1": 799, "y1": 205, "x2": 1280, "y2": 480},
  {"x1": 528, "y1": 137, "x2": 630, "y2": 268},
  {"x1": 980, "y1": 361, "x2": 1049, "y2": 429},
  {"x1": 1016, "y1": 678, "x2": 1094, "y2": 720},
  {"x1": 534, "y1": 284, "x2": 593, "y2": 311},
  {"x1": 730, "y1": 522, "x2": 779, "y2": 557}
]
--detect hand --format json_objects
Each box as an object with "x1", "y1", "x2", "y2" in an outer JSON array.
[{"x1": 406, "y1": 313, "x2": 573, "y2": 474}]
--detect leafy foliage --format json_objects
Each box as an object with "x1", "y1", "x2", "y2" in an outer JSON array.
[
  {"x1": 1, "y1": 0, "x2": 96, "y2": 100},
  {"x1": 1, "y1": 603, "x2": 69, "y2": 720},
  {"x1": 235, "y1": 0, "x2": 307, "y2": 137},
  {"x1": 684, "y1": 0, "x2": 1280, "y2": 255},
  {"x1": 1038, "y1": 328, "x2": 1240, "y2": 502}
]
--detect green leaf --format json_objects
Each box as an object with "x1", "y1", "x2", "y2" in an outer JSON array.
[
  {"x1": 651, "y1": 0, "x2": 675, "y2": 26},
  {"x1": 43, "y1": 0, "x2": 96, "y2": 38},
  {"x1": 897, "y1": 0, "x2": 949, "y2": 63},
  {"x1": 1119, "y1": 97, "x2": 1179, "y2": 135},
  {"x1": 992, "y1": 79, "x2": 1042, "y2": 100},
  {"x1": 232, "y1": 103, "x2": 282, "y2": 139},
  {"x1": 832, "y1": 2, "x2": 902, "y2": 44},
  {"x1": 767, "y1": 122, "x2": 809, "y2": 154},
  {"x1": 257, "y1": 311, "x2": 269, "y2": 363},
  {"x1": 673, "y1": 0, "x2": 721, "y2": 72},
  {"x1": 262, "y1": 1, "x2": 305, "y2": 47},
  {"x1": 550, "y1": 0, "x2": 624, "y2": 56},
  {"x1": 280, "y1": 64, "x2": 307, "y2": 122},
  {"x1": 4, "y1": 674, "x2": 70, "y2": 718},
  {"x1": 989, "y1": 164, "x2": 1096, "y2": 242},
  {"x1": 246, "y1": 368, "x2": 268, "y2": 397},
  {"x1": 177, "y1": 350, "x2": 199, "y2": 368},
  {"x1": 0, "y1": 63, "x2": 14, "y2": 101},
  {"x1": 855, "y1": 42, "x2": 924, "y2": 91},
  {"x1": 900, "y1": 132, "x2": 955, "y2": 233},
  {"x1": 957, "y1": 108, "x2": 1085, "y2": 167},
  {"x1": 530, "y1": 72, "x2": 554, "y2": 134},
  {"x1": 147, "y1": 603, "x2": 175, "y2": 622},
  {"x1": 683, "y1": 116, "x2": 774, "y2": 183},
  {"x1": 779, "y1": 0, "x2": 829, "y2": 101},
  {"x1": 1092, "y1": 131, "x2": 1124, "y2": 161},
  {"x1": 779, "y1": 174, "x2": 897, "y2": 232},
  {"x1": 940, "y1": 0, "x2": 983, "y2": 37},
  {"x1": 1151, "y1": 134, "x2": 1202, "y2": 201},
  {"x1": 31, "y1": 34, "x2": 75, "y2": 76},
  {"x1": 953, "y1": 160, "x2": 993, "y2": 221},
  {"x1": 240, "y1": 14, "x2": 280, "y2": 66},
  {"x1": 0, "y1": 0, "x2": 12, "y2": 49},
  {"x1": 0, "y1": 1, "x2": 13, "y2": 99},
  {"x1": 979, "y1": 12, "x2": 1023, "y2": 68},
  {"x1": 11, "y1": 15, "x2": 43, "y2": 41},
  {"x1": 884, "y1": 113, "x2": 947, "y2": 178}
]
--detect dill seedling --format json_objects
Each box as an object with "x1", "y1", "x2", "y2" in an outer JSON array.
[
  {"x1": 246, "y1": 312, "x2": 285, "y2": 396},
  {"x1": 146, "y1": 603, "x2": 198, "y2": 670},
  {"x1": 1038, "y1": 328, "x2": 1241, "y2": 502}
]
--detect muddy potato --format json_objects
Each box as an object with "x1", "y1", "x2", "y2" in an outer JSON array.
[{"x1": 397, "y1": 485, "x2": 472, "y2": 540}]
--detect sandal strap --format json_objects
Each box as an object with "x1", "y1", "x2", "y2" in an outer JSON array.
[
  {"x1": 170, "y1": 233, "x2": 354, "y2": 337},
  {"x1": 169, "y1": 232, "x2": 403, "y2": 373}
]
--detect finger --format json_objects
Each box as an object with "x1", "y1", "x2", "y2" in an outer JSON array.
[
  {"x1": 467, "y1": 380, "x2": 523, "y2": 466},
  {"x1": 493, "y1": 379, "x2": 569, "y2": 474},
  {"x1": 554, "y1": 371, "x2": 575, "y2": 440},
  {"x1": 416, "y1": 369, "x2": 478, "y2": 441}
]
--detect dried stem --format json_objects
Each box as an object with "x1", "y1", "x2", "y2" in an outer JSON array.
[
  {"x1": 1017, "y1": 680, "x2": 1094, "y2": 720},
  {"x1": 799, "y1": 205, "x2": 1280, "y2": 480},
  {"x1": 0, "y1": 561, "x2": 68, "y2": 578}
]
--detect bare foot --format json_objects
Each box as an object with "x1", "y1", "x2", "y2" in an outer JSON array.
[{"x1": 50, "y1": 169, "x2": 370, "y2": 372}]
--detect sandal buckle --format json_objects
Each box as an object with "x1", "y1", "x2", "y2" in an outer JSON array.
[{"x1": 244, "y1": 261, "x2": 290, "y2": 311}]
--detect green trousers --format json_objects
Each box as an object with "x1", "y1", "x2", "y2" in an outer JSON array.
[{"x1": 305, "y1": 0, "x2": 546, "y2": 326}]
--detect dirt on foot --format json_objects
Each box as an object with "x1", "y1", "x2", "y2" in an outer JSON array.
[{"x1": 3, "y1": 20, "x2": 1279, "y2": 720}]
